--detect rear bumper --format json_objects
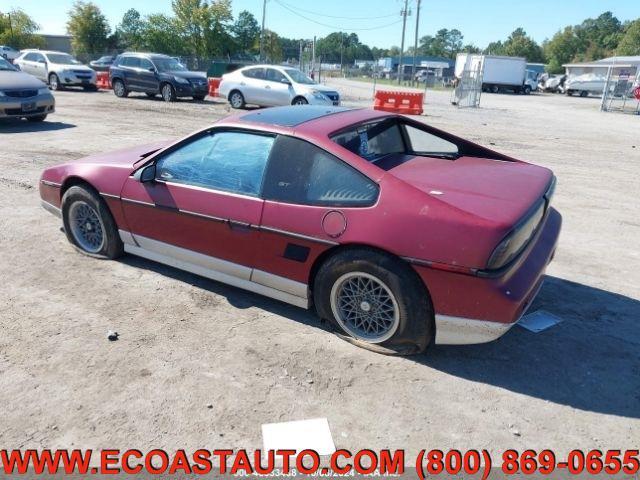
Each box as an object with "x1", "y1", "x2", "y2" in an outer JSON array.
[{"x1": 415, "y1": 207, "x2": 562, "y2": 345}]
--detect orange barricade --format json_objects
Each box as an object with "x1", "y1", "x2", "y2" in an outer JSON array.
[
  {"x1": 373, "y1": 90, "x2": 423, "y2": 115},
  {"x1": 208, "y1": 77, "x2": 221, "y2": 97},
  {"x1": 634, "y1": 87, "x2": 640, "y2": 101},
  {"x1": 96, "y1": 72, "x2": 111, "y2": 90}
]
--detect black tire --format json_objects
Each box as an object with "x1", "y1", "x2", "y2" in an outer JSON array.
[
  {"x1": 193, "y1": 94, "x2": 206, "y2": 101},
  {"x1": 292, "y1": 96, "x2": 309, "y2": 105},
  {"x1": 228, "y1": 90, "x2": 245, "y2": 109},
  {"x1": 579, "y1": 90, "x2": 589, "y2": 97},
  {"x1": 313, "y1": 248, "x2": 433, "y2": 355},
  {"x1": 145, "y1": 92, "x2": 158, "y2": 98},
  {"x1": 112, "y1": 79, "x2": 128, "y2": 98},
  {"x1": 523, "y1": 85, "x2": 532, "y2": 95},
  {"x1": 61, "y1": 186, "x2": 123, "y2": 260},
  {"x1": 49, "y1": 73, "x2": 63, "y2": 91},
  {"x1": 161, "y1": 83, "x2": 176, "y2": 102},
  {"x1": 26, "y1": 114, "x2": 47, "y2": 122},
  {"x1": 490, "y1": 85, "x2": 499, "y2": 94},
  {"x1": 566, "y1": 90, "x2": 574, "y2": 96}
]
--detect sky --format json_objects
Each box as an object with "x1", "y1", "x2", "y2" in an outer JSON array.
[{"x1": 2, "y1": 0, "x2": 638, "y2": 49}]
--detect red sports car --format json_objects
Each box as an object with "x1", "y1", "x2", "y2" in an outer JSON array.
[{"x1": 39, "y1": 106, "x2": 561, "y2": 354}]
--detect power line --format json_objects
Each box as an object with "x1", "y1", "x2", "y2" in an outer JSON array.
[
  {"x1": 273, "y1": 0, "x2": 403, "y2": 32},
  {"x1": 275, "y1": 0, "x2": 399, "y2": 20}
]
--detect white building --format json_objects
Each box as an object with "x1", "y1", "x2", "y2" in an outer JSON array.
[{"x1": 564, "y1": 56, "x2": 640, "y2": 79}]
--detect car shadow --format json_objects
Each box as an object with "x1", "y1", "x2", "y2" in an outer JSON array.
[
  {"x1": 117, "y1": 255, "x2": 640, "y2": 418},
  {"x1": 418, "y1": 276, "x2": 640, "y2": 419},
  {"x1": 0, "y1": 119, "x2": 76, "y2": 132}
]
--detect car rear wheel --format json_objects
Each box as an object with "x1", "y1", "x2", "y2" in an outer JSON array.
[
  {"x1": 490, "y1": 85, "x2": 499, "y2": 94},
  {"x1": 113, "y1": 79, "x2": 128, "y2": 98},
  {"x1": 26, "y1": 114, "x2": 47, "y2": 122},
  {"x1": 161, "y1": 83, "x2": 176, "y2": 102},
  {"x1": 579, "y1": 90, "x2": 589, "y2": 97},
  {"x1": 61, "y1": 186, "x2": 123, "y2": 259},
  {"x1": 314, "y1": 249, "x2": 433, "y2": 355},
  {"x1": 49, "y1": 73, "x2": 63, "y2": 91},
  {"x1": 229, "y1": 90, "x2": 245, "y2": 109},
  {"x1": 523, "y1": 85, "x2": 532, "y2": 95},
  {"x1": 292, "y1": 96, "x2": 309, "y2": 105}
]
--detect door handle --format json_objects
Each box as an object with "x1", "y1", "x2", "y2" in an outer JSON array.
[
  {"x1": 227, "y1": 219, "x2": 252, "y2": 231},
  {"x1": 240, "y1": 82, "x2": 246, "y2": 86},
  {"x1": 265, "y1": 85, "x2": 271, "y2": 89}
]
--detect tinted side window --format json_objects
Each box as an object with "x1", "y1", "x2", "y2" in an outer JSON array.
[
  {"x1": 155, "y1": 131, "x2": 275, "y2": 197},
  {"x1": 242, "y1": 68, "x2": 264, "y2": 79},
  {"x1": 139, "y1": 58, "x2": 154, "y2": 70},
  {"x1": 265, "y1": 68, "x2": 286, "y2": 82},
  {"x1": 24, "y1": 53, "x2": 37, "y2": 61},
  {"x1": 122, "y1": 57, "x2": 141, "y2": 68},
  {"x1": 263, "y1": 136, "x2": 378, "y2": 207}
]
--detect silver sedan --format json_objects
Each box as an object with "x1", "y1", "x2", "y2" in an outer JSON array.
[{"x1": 0, "y1": 57, "x2": 55, "y2": 122}]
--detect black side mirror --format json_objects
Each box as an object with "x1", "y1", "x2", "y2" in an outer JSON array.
[
  {"x1": 148, "y1": 67, "x2": 155, "y2": 73},
  {"x1": 134, "y1": 164, "x2": 156, "y2": 183}
]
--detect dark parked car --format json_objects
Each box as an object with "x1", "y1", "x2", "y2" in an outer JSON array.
[
  {"x1": 109, "y1": 53, "x2": 209, "y2": 102},
  {"x1": 89, "y1": 55, "x2": 115, "y2": 72}
]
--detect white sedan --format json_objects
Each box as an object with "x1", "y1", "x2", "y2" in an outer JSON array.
[{"x1": 218, "y1": 65, "x2": 340, "y2": 109}]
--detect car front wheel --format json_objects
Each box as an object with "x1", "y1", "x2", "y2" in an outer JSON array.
[
  {"x1": 161, "y1": 83, "x2": 176, "y2": 102},
  {"x1": 49, "y1": 73, "x2": 63, "y2": 91},
  {"x1": 61, "y1": 186, "x2": 123, "y2": 259},
  {"x1": 292, "y1": 96, "x2": 309, "y2": 105},
  {"x1": 314, "y1": 249, "x2": 433, "y2": 355}
]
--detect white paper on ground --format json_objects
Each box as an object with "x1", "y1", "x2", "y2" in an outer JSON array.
[
  {"x1": 262, "y1": 418, "x2": 336, "y2": 456},
  {"x1": 518, "y1": 310, "x2": 562, "y2": 333}
]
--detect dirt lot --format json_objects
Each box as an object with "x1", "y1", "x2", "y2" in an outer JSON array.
[{"x1": 1, "y1": 84, "x2": 638, "y2": 459}]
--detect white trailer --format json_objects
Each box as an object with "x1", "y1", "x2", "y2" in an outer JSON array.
[{"x1": 455, "y1": 54, "x2": 538, "y2": 94}]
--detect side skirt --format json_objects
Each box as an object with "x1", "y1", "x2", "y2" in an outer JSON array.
[{"x1": 119, "y1": 231, "x2": 310, "y2": 309}]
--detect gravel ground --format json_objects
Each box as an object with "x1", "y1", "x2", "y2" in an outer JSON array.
[{"x1": 0, "y1": 84, "x2": 638, "y2": 459}]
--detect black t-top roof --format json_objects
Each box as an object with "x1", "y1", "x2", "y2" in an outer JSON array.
[{"x1": 240, "y1": 105, "x2": 351, "y2": 127}]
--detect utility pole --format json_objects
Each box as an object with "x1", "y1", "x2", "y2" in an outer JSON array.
[
  {"x1": 260, "y1": 0, "x2": 267, "y2": 62},
  {"x1": 340, "y1": 34, "x2": 344, "y2": 76},
  {"x1": 397, "y1": 0, "x2": 409, "y2": 85},
  {"x1": 311, "y1": 36, "x2": 316, "y2": 79},
  {"x1": 411, "y1": 0, "x2": 421, "y2": 85},
  {"x1": 299, "y1": 40, "x2": 303, "y2": 70}
]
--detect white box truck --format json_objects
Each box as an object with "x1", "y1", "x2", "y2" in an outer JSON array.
[{"x1": 455, "y1": 54, "x2": 538, "y2": 94}]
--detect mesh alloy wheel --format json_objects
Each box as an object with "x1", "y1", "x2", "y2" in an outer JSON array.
[
  {"x1": 330, "y1": 271, "x2": 400, "y2": 343},
  {"x1": 68, "y1": 201, "x2": 105, "y2": 253}
]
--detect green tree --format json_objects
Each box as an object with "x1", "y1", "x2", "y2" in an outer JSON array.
[
  {"x1": 575, "y1": 11, "x2": 623, "y2": 54},
  {"x1": 543, "y1": 26, "x2": 585, "y2": 73},
  {"x1": 0, "y1": 9, "x2": 45, "y2": 49},
  {"x1": 202, "y1": 0, "x2": 233, "y2": 57},
  {"x1": 616, "y1": 19, "x2": 640, "y2": 56},
  {"x1": 232, "y1": 10, "x2": 259, "y2": 54},
  {"x1": 501, "y1": 28, "x2": 545, "y2": 62},
  {"x1": 262, "y1": 29, "x2": 282, "y2": 63},
  {"x1": 418, "y1": 29, "x2": 464, "y2": 58},
  {"x1": 66, "y1": 1, "x2": 110, "y2": 54},
  {"x1": 117, "y1": 8, "x2": 145, "y2": 50},
  {"x1": 140, "y1": 13, "x2": 185, "y2": 55}
]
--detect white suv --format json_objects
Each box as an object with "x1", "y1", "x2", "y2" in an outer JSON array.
[
  {"x1": 14, "y1": 50, "x2": 97, "y2": 91},
  {"x1": 219, "y1": 65, "x2": 340, "y2": 109}
]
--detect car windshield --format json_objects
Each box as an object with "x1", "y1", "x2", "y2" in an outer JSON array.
[
  {"x1": 47, "y1": 53, "x2": 81, "y2": 65},
  {"x1": 283, "y1": 68, "x2": 315, "y2": 85},
  {"x1": 0, "y1": 57, "x2": 16, "y2": 71},
  {"x1": 154, "y1": 58, "x2": 187, "y2": 72}
]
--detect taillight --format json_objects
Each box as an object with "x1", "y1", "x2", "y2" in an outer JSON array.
[{"x1": 486, "y1": 199, "x2": 546, "y2": 270}]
